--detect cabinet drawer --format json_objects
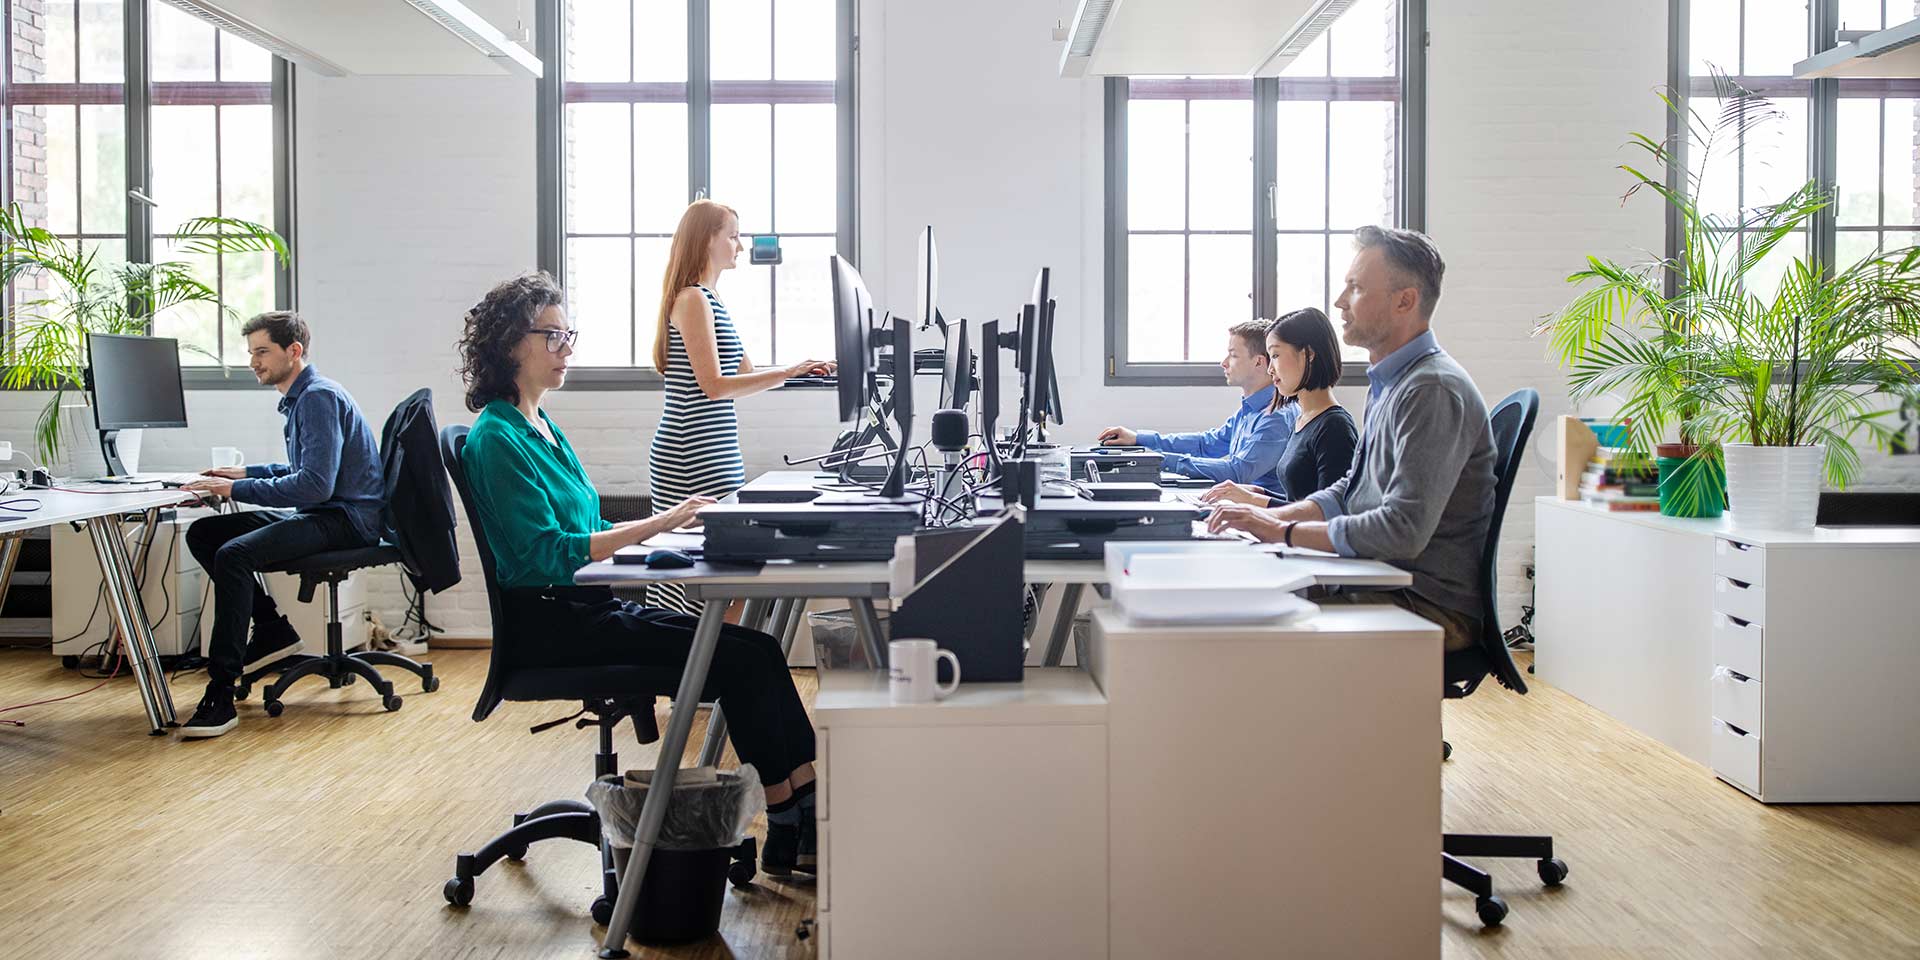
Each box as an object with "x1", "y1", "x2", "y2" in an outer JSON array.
[
  {"x1": 1711, "y1": 667, "x2": 1763, "y2": 735},
  {"x1": 1712, "y1": 577, "x2": 1765, "y2": 625},
  {"x1": 1712, "y1": 615, "x2": 1764, "y2": 681},
  {"x1": 1712, "y1": 538, "x2": 1765, "y2": 587},
  {"x1": 816, "y1": 730, "x2": 828, "y2": 821},
  {"x1": 817, "y1": 819, "x2": 830, "y2": 911},
  {"x1": 1711, "y1": 719, "x2": 1761, "y2": 795}
]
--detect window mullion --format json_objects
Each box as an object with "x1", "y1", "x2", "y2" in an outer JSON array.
[
  {"x1": 1809, "y1": 0, "x2": 1838, "y2": 277},
  {"x1": 1252, "y1": 77, "x2": 1277, "y2": 321},
  {"x1": 272, "y1": 58, "x2": 297, "y2": 311},
  {"x1": 689, "y1": 0, "x2": 711, "y2": 201},
  {"x1": 124, "y1": 0, "x2": 153, "y2": 278}
]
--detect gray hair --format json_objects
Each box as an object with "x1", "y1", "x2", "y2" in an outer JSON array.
[{"x1": 1353, "y1": 225, "x2": 1445, "y2": 319}]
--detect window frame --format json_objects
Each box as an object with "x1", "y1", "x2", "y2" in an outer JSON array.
[
  {"x1": 0, "y1": 0, "x2": 297, "y2": 390},
  {"x1": 1103, "y1": 0, "x2": 1427, "y2": 386},
  {"x1": 536, "y1": 0, "x2": 859, "y2": 390}
]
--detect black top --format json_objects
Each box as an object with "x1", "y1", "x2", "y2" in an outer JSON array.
[{"x1": 1263, "y1": 405, "x2": 1358, "y2": 504}]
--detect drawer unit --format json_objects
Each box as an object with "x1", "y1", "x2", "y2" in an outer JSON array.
[
  {"x1": 1711, "y1": 718, "x2": 1761, "y2": 795},
  {"x1": 1711, "y1": 615, "x2": 1764, "y2": 681},
  {"x1": 817, "y1": 818, "x2": 830, "y2": 911},
  {"x1": 1712, "y1": 576, "x2": 1765, "y2": 625},
  {"x1": 1711, "y1": 667, "x2": 1763, "y2": 735},
  {"x1": 1711, "y1": 537, "x2": 1765, "y2": 587}
]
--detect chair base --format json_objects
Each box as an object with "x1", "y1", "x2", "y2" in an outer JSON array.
[
  {"x1": 234, "y1": 575, "x2": 438, "y2": 716},
  {"x1": 1442, "y1": 833, "x2": 1567, "y2": 928}
]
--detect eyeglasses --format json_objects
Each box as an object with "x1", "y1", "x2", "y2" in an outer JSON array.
[{"x1": 528, "y1": 328, "x2": 579, "y2": 353}]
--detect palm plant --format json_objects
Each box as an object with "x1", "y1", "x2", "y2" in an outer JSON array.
[
  {"x1": 1540, "y1": 78, "x2": 1920, "y2": 513},
  {"x1": 0, "y1": 202, "x2": 288, "y2": 459}
]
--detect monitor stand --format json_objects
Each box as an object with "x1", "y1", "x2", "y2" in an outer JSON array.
[{"x1": 99, "y1": 429, "x2": 130, "y2": 478}]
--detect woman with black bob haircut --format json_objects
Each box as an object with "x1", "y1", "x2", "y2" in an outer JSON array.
[
  {"x1": 1200, "y1": 306, "x2": 1358, "y2": 506},
  {"x1": 455, "y1": 272, "x2": 821, "y2": 877}
]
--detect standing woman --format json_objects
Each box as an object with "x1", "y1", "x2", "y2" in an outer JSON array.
[
  {"x1": 648, "y1": 199, "x2": 831, "y2": 612},
  {"x1": 1200, "y1": 307, "x2": 1357, "y2": 507}
]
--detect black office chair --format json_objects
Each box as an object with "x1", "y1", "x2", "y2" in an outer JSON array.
[
  {"x1": 1440, "y1": 387, "x2": 1568, "y2": 927},
  {"x1": 435, "y1": 425, "x2": 754, "y2": 924}
]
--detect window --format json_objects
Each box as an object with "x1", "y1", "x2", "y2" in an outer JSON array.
[
  {"x1": 1106, "y1": 0, "x2": 1421, "y2": 383},
  {"x1": 3, "y1": 0, "x2": 292, "y2": 372},
  {"x1": 1830, "y1": 1, "x2": 1920, "y2": 269},
  {"x1": 543, "y1": 0, "x2": 852, "y2": 377}
]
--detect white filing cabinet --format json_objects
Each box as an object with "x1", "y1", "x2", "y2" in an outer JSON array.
[{"x1": 813, "y1": 669, "x2": 1109, "y2": 959}]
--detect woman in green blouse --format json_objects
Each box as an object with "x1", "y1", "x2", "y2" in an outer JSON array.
[{"x1": 457, "y1": 273, "x2": 819, "y2": 877}]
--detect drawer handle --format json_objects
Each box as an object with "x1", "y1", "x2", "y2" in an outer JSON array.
[
  {"x1": 1719, "y1": 719, "x2": 1753, "y2": 737},
  {"x1": 1713, "y1": 665, "x2": 1753, "y2": 683},
  {"x1": 1723, "y1": 614, "x2": 1753, "y2": 628},
  {"x1": 1721, "y1": 577, "x2": 1754, "y2": 590},
  {"x1": 1719, "y1": 540, "x2": 1753, "y2": 553}
]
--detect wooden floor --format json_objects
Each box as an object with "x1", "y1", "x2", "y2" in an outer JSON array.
[{"x1": 3, "y1": 647, "x2": 1919, "y2": 960}]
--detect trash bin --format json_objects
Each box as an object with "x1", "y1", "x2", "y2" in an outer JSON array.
[
  {"x1": 587, "y1": 765, "x2": 766, "y2": 944},
  {"x1": 808, "y1": 608, "x2": 889, "y2": 669}
]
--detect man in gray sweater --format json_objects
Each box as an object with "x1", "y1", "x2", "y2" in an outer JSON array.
[{"x1": 1207, "y1": 226, "x2": 1495, "y2": 652}]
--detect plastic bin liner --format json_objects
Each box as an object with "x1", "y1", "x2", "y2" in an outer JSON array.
[{"x1": 587, "y1": 765, "x2": 764, "y2": 851}]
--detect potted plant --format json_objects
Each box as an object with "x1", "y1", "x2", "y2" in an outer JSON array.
[
  {"x1": 1542, "y1": 80, "x2": 1920, "y2": 528},
  {"x1": 0, "y1": 203, "x2": 288, "y2": 465}
]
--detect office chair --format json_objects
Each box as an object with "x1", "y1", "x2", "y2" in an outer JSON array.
[
  {"x1": 1440, "y1": 387, "x2": 1568, "y2": 927},
  {"x1": 436, "y1": 425, "x2": 754, "y2": 925}
]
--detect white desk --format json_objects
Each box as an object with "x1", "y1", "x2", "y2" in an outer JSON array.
[
  {"x1": 1535, "y1": 496, "x2": 1920, "y2": 801},
  {"x1": 0, "y1": 487, "x2": 196, "y2": 734}
]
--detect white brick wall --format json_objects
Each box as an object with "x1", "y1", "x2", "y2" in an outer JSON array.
[{"x1": 4, "y1": 0, "x2": 1914, "y2": 637}]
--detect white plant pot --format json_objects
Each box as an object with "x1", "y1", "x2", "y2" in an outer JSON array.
[{"x1": 1723, "y1": 443, "x2": 1823, "y2": 531}]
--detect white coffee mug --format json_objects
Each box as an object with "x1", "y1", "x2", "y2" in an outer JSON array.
[
  {"x1": 888, "y1": 639, "x2": 960, "y2": 705},
  {"x1": 211, "y1": 447, "x2": 244, "y2": 469}
]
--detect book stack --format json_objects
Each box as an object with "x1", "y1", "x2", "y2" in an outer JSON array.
[{"x1": 1580, "y1": 449, "x2": 1660, "y2": 512}]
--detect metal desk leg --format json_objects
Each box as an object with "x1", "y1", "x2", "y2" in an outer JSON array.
[
  {"x1": 695, "y1": 597, "x2": 774, "y2": 768},
  {"x1": 774, "y1": 598, "x2": 804, "y2": 657},
  {"x1": 85, "y1": 515, "x2": 177, "y2": 733},
  {"x1": 599, "y1": 598, "x2": 727, "y2": 959},
  {"x1": 849, "y1": 597, "x2": 887, "y2": 669},
  {"x1": 0, "y1": 532, "x2": 25, "y2": 615},
  {"x1": 1041, "y1": 583, "x2": 1086, "y2": 667}
]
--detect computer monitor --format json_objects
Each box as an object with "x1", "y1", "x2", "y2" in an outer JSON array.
[
  {"x1": 87, "y1": 333, "x2": 187, "y2": 476},
  {"x1": 916, "y1": 225, "x2": 939, "y2": 331},
  {"x1": 1037, "y1": 299, "x2": 1063, "y2": 427},
  {"x1": 939, "y1": 318, "x2": 971, "y2": 410},
  {"x1": 830, "y1": 253, "x2": 875, "y2": 424},
  {"x1": 979, "y1": 318, "x2": 1002, "y2": 456}
]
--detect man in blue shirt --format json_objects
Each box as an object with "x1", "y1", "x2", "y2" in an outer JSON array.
[
  {"x1": 1096, "y1": 320, "x2": 1296, "y2": 488},
  {"x1": 177, "y1": 312, "x2": 386, "y2": 738}
]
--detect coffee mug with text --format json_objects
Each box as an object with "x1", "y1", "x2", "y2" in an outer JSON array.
[{"x1": 888, "y1": 639, "x2": 960, "y2": 705}]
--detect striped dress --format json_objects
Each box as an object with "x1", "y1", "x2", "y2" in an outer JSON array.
[{"x1": 649, "y1": 284, "x2": 748, "y2": 613}]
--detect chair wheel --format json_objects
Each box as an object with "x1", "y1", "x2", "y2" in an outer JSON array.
[
  {"x1": 591, "y1": 895, "x2": 613, "y2": 927},
  {"x1": 423, "y1": 675, "x2": 441, "y2": 693},
  {"x1": 1476, "y1": 894, "x2": 1508, "y2": 927},
  {"x1": 1538, "y1": 857, "x2": 1568, "y2": 886},
  {"x1": 504, "y1": 844, "x2": 528, "y2": 863},
  {"x1": 728, "y1": 859, "x2": 757, "y2": 888},
  {"x1": 61, "y1": 655, "x2": 80, "y2": 670},
  {"x1": 443, "y1": 876, "x2": 473, "y2": 907},
  {"x1": 264, "y1": 699, "x2": 285, "y2": 718},
  {"x1": 1442, "y1": 740, "x2": 1452, "y2": 761},
  {"x1": 341, "y1": 673, "x2": 356, "y2": 686},
  {"x1": 383, "y1": 695, "x2": 403, "y2": 712},
  {"x1": 233, "y1": 683, "x2": 250, "y2": 701}
]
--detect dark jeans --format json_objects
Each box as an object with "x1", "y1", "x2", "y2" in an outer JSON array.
[
  {"x1": 186, "y1": 508, "x2": 375, "y2": 684},
  {"x1": 504, "y1": 587, "x2": 816, "y2": 787}
]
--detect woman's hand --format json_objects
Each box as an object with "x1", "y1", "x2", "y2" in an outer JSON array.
[
  {"x1": 1206, "y1": 503, "x2": 1288, "y2": 542},
  {"x1": 664, "y1": 495, "x2": 718, "y2": 530},
  {"x1": 1199, "y1": 481, "x2": 1266, "y2": 506},
  {"x1": 787, "y1": 359, "x2": 836, "y2": 378}
]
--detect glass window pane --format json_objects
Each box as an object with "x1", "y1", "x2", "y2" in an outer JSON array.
[
  {"x1": 716, "y1": 262, "x2": 772, "y2": 365},
  {"x1": 712, "y1": 103, "x2": 773, "y2": 234},
  {"x1": 76, "y1": 0, "x2": 121, "y2": 84},
  {"x1": 711, "y1": 0, "x2": 771, "y2": 81},
  {"x1": 1188, "y1": 99, "x2": 1251, "y2": 231},
  {"x1": 153, "y1": 249, "x2": 219, "y2": 363},
  {"x1": 1743, "y1": 0, "x2": 1808, "y2": 76},
  {"x1": 218, "y1": 105, "x2": 274, "y2": 227},
  {"x1": 78, "y1": 103, "x2": 124, "y2": 235},
  {"x1": 1740, "y1": 97, "x2": 1808, "y2": 215},
  {"x1": 1278, "y1": 32, "x2": 1328, "y2": 78},
  {"x1": 1690, "y1": 106, "x2": 1741, "y2": 224},
  {"x1": 1836, "y1": 228, "x2": 1879, "y2": 270},
  {"x1": 1743, "y1": 230, "x2": 1804, "y2": 302},
  {"x1": 774, "y1": 0, "x2": 834, "y2": 81},
  {"x1": 1274, "y1": 101, "x2": 1327, "y2": 229},
  {"x1": 1274, "y1": 233, "x2": 1327, "y2": 318},
  {"x1": 1328, "y1": 232, "x2": 1371, "y2": 362},
  {"x1": 774, "y1": 103, "x2": 835, "y2": 233},
  {"x1": 1883, "y1": 229, "x2": 1919, "y2": 254},
  {"x1": 1836, "y1": 97, "x2": 1880, "y2": 227},
  {"x1": 1187, "y1": 233, "x2": 1253, "y2": 359},
  {"x1": 634, "y1": 237, "x2": 672, "y2": 366},
  {"x1": 773, "y1": 236, "x2": 836, "y2": 365},
  {"x1": 220, "y1": 250, "x2": 273, "y2": 364},
  {"x1": 1327, "y1": 100, "x2": 1395, "y2": 229},
  {"x1": 633, "y1": 0, "x2": 688, "y2": 82},
  {"x1": 219, "y1": 30, "x2": 273, "y2": 82},
  {"x1": 38, "y1": 106, "x2": 80, "y2": 235},
  {"x1": 1126, "y1": 234, "x2": 1185, "y2": 362},
  {"x1": 569, "y1": 0, "x2": 631, "y2": 82},
  {"x1": 151, "y1": 105, "x2": 217, "y2": 236},
  {"x1": 151, "y1": 1, "x2": 216, "y2": 83},
  {"x1": 566, "y1": 102, "x2": 632, "y2": 234},
  {"x1": 567, "y1": 237, "x2": 635, "y2": 367},
  {"x1": 1885, "y1": 98, "x2": 1918, "y2": 226},
  {"x1": 1837, "y1": 0, "x2": 1883, "y2": 31},
  {"x1": 1690, "y1": 0, "x2": 1739, "y2": 76},
  {"x1": 1127, "y1": 99, "x2": 1185, "y2": 231},
  {"x1": 1329, "y1": 0, "x2": 1395, "y2": 78},
  {"x1": 633, "y1": 103, "x2": 689, "y2": 232},
  {"x1": 33, "y1": 1, "x2": 78, "y2": 83}
]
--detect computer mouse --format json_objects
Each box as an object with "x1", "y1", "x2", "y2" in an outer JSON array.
[{"x1": 645, "y1": 548, "x2": 696, "y2": 569}]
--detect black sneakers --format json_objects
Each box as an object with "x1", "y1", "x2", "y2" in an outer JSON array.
[
  {"x1": 179, "y1": 686, "x2": 238, "y2": 739},
  {"x1": 242, "y1": 616, "x2": 303, "y2": 674},
  {"x1": 763, "y1": 821, "x2": 800, "y2": 876}
]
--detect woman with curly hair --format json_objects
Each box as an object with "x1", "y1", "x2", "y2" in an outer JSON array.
[{"x1": 456, "y1": 272, "x2": 820, "y2": 876}]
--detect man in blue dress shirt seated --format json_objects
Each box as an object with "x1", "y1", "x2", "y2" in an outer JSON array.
[
  {"x1": 1096, "y1": 319, "x2": 1297, "y2": 488},
  {"x1": 176, "y1": 312, "x2": 386, "y2": 738}
]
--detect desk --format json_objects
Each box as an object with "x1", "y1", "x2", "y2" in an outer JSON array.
[{"x1": 0, "y1": 487, "x2": 195, "y2": 734}]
